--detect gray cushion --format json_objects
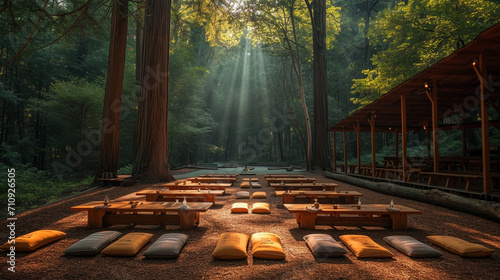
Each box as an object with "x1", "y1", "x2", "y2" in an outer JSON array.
[
  {"x1": 303, "y1": 234, "x2": 347, "y2": 257},
  {"x1": 236, "y1": 191, "x2": 250, "y2": 199},
  {"x1": 143, "y1": 233, "x2": 188, "y2": 258},
  {"x1": 64, "y1": 231, "x2": 122, "y2": 256},
  {"x1": 384, "y1": 235, "x2": 442, "y2": 258}
]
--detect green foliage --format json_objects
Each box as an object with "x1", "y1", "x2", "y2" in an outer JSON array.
[{"x1": 351, "y1": 0, "x2": 500, "y2": 107}]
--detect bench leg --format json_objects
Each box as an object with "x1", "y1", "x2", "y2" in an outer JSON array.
[
  {"x1": 87, "y1": 210, "x2": 105, "y2": 228},
  {"x1": 178, "y1": 210, "x2": 197, "y2": 229}
]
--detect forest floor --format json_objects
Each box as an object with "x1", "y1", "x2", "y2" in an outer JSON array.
[{"x1": 1, "y1": 169, "x2": 499, "y2": 280}]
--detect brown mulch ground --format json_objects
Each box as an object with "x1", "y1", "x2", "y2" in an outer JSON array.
[{"x1": 2, "y1": 170, "x2": 499, "y2": 280}]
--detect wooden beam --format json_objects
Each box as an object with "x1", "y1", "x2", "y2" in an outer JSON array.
[
  {"x1": 425, "y1": 81, "x2": 439, "y2": 173},
  {"x1": 343, "y1": 129, "x2": 347, "y2": 174},
  {"x1": 426, "y1": 128, "x2": 431, "y2": 160},
  {"x1": 401, "y1": 95, "x2": 407, "y2": 182},
  {"x1": 332, "y1": 131, "x2": 337, "y2": 172},
  {"x1": 355, "y1": 121, "x2": 361, "y2": 174},
  {"x1": 370, "y1": 114, "x2": 376, "y2": 177},
  {"x1": 395, "y1": 128, "x2": 399, "y2": 159},
  {"x1": 462, "y1": 111, "x2": 467, "y2": 157},
  {"x1": 475, "y1": 54, "x2": 492, "y2": 193}
]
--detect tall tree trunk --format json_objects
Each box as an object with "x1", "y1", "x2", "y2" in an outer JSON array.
[
  {"x1": 133, "y1": 0, "x2": 174, "y2": 182},
  {"x1": 306, "y1": 0, "x2": 330, "y2": 170},
  {"x1": 135, "y1": 0, "x2": 144, "y2": 83},
  {"x1": 96, "y1": 0, "x2": 129, "y2": 179}
]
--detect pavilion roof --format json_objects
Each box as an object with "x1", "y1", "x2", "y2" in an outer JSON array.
[{"x1": 330, "y1": 22, "x2": 500, "y2": 133}]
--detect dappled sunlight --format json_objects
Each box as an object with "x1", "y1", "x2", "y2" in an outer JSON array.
[{"x1": 445, "y1": 223, "x2": 500, "y2": 248}]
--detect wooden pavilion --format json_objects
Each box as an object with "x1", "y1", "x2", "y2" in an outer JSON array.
[{"x1": 329, "y1": 22, "x2": 500, "y2": 194}]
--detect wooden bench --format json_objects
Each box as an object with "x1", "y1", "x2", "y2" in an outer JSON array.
[
  {"x1": 420, "y1": 171, "x2": 483, "y2": 191},
  {"x1": 198, "y1": 174, "x2": 237, "y2": 178},
  {"x1": 276, "y1": 190, "x2": 363, "y2": 204},
  {"x1": 71, "y1": 201, "x2": 213, "y2": 229},
  {"x1": 269, "y1": 183, "x2": 337, "y2": 191},
  {"x1": 284, "y1": 204, "x2": 422, "y2": 231},
  {"x1": 136, "y1": 190, "x2": 224, "y2": 203}
]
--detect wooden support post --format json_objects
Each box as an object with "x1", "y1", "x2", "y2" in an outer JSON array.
[
  {"x1": 332, "y1": 131, "x2": 337, "y2": 172},
  {"x1": 426, "y1": 128, "x2": 431, "y2": 160},
  {"x1": 369, "y1": 114, "x2": 376, "y2": 177},
  {"x1": 343, "y1": 129, "x2": 347, "y2": 174},
  {"x1": 425, "y1": 81, "x2": 439, "y2": 173},
  {"x1": 462, "y1": 111, "x2": 467, "y2": 157},
  {"x1": 355, "y1": 122, "x2": 361, "y2": 174},
  {"x1": 474, "y1": 55, "x2": 492, "y2": 193},
  {"x1": 400, "y1": 95, "x2": 407, "y2": 181},
  {"x1": 395, "y1": 128, "x2": 399, "y2": 159}
]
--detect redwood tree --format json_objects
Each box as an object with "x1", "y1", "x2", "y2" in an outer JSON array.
[
  {"x1": 306, "y1": 0, "x2": 330, "y2": 170},
  {"x1": 132, "y1": 0, "x2": 175, "y2": 182},
  {"x1": 96, "y1": 0, "x2": 129, "y2": 179}
]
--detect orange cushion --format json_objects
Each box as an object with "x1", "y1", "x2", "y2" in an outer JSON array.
[
  {"x1": 427, "y1": 236, "x2": 494, "y2": 257},
  {"x1": 101, "y1": 232, "x2": 153, "y2": 256},
  {"x1": 212, "y1": 232, "x2": 249, "y2": 260},
  {"x1": 1, "y1": 230, "x2": 66, "y2": 252},
  {"x1": 231, "y1": 203, "x2": 249, "y2": 213},
  {"x1": 252, "y1": 192, "x2": 267, "y2": 199},
  {"x1": 242, "y1": 178, "x2": 258, "y2": 182},
  {"x1": 251, "y1": 203, "x2": 270, "y2": 214},
  {"x1": 251, "y1": 232, "x2": 285, "y2": 259},
  {"x1": 240, "y1": 182, "x2": 251, "y2": 188},
  {"x1": 339, "y1": 235, "x2": 394, "y2": 258}
]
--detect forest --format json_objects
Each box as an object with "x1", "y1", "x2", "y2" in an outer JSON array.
[{"x1": 1, "y1": 0, "x2": 499, "y2": 212}]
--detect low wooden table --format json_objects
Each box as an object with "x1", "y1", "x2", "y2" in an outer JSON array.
[
  {"x1": 264, "y1": 174, "x2": 304, "y2": 178},
  {"x1": 276, "y1": 190, "x2": 363, "y2": 204},
  {"x1": 266, "y1": 178, "x2": 317, "y2": 184},
  {"x1": 198, "y1": 174, "x2": 237, "y2": 178},
  {"x1": 270, "y1": 183, "x2": 338, "y2": 191},
  {"x1": 136, "y1": 190, "x2": 224, "y2": 203},
  {"x1": 71, "y1": 201, "x2": 213, "y2": 229},
  {"x1": 189, "y1": 177, "x2": 236, "y2": 184},
  {"x1": 284, "y1": 204, "x2": 422, "y2": 230},
  {"x1": 153, "y1": 182, "x2": 232, "y2": 193}
]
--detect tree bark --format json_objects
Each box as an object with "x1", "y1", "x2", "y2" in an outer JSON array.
[
  {"x1": 96, "y1": 0, "x2": 129, "y2": 180},
  {"x1": 307, "y1": 0, "x2": 330, "y2": 170},
  {"x1": 132, "y1": 0, "x2": 175, "y2": 182}
]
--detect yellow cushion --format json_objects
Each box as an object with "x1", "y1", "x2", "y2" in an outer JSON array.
[
  {"x1": 1, "y1": 230, "x2": 66, "y2": 252},
  {"x1": 101, "y1": 232, "x2": 153, "y2": 256},
  {"x1": 231, "y1": 203, "x2": 249, "y2": 213},
  {"x1": 252, "y1": 192, "x2": 267, "y2": 199},
  {"x1": 242, "y1": 178, "x2": 258, "y2": 182},
  {"x1": 427, "y1": 236, "x2": 494, "y2": 257},
  {"x1": 212, "y1": 232, "x2": 249, "y2": 260},
  {"x1": 339, "y1": 235, "x2": 394, "y2": 258},
  {"x1": 251, "y1": 233, "x2": 285, "y2": 259},
  {"x1": 240, "y1": 182, "x2": 251, "y2": 188},
  {"x1": 251, "y1": 203, "x2": 270, "y2": 214}
]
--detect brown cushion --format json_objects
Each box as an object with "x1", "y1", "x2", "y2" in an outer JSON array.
[
  {"x1": 251, "y1": 232, "x2": 285, "y2": 259},
  {"x1": 101, "y1": 232, "x2": 153, "y2": 256},
  {"x1": 252, "y1": 192, "x2": 267, "y2": 199},
  {"x1": 231, "y1": 203, "x2": 249, "y2": 213},
  {"x1": 1, "y1": 230, "x2": 66, "y2": 252},
  {"x1": 427, "y1": 236, "x2": 494, "y2": 257},
  {"x1": 251, "y1": 203, "x2": 270, "y2": 214},
  {"x1": 212, "y1": 232, "x2": 249, "y2": 260},
  {"x1": 339, "y1": 235, "x2": 394, "y2": 258}
]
